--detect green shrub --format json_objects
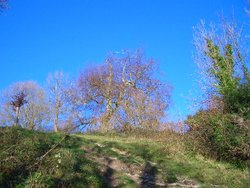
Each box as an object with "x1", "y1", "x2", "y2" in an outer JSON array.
[
  {"x1": 232, "y1": 82, "x2": 250, "y2": 119},
  {"x1": 0, "y1": 127, "x2": 64, "y2": 187},
  {"x1": 185, "y1": 110, "x2": 250, "y2": 166},
  {"x1": 0, "y1": 127, "x2": 106, "y2": 187}
]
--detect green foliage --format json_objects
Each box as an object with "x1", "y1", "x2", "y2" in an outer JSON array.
[
  {"x1": 205, "y1": 39, "x2": 250, "y2": 118},
  {"x1": 0, "y1": 127, "x2": 249, "y2": 187},
  {"x1": 0, "y1": 127, "x2": 52, "y2": 186},
  {"x1": 186, "y1": 110, "x2": 250, "y2": 166},
  {"x1": 0, "y1": 127, "x2": 106, "y2": 187},
  {"x1": 206, "y1": 40, "x2": 237, "y2": 96},
  {"x1": 166, "y1": 172, "x2": 178, "y2": 183},
  {"x1": 232, "y1": 82, "x2": 250, "y2": 119},
  {"x1": 81, "y1": 133, "x2": 250, "y2": 187},
  {"x1": 189, "y1": 24, "x2": 250, "y2": 167}
]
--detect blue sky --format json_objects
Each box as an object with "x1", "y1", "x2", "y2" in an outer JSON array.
[{"x1": 0, "y1": 0, "x2": 248, "y2": 121}]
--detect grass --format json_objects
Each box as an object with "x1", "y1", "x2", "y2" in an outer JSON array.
[
  {"x1": 80, "y1": 133, "x2": 250, "y2": 187},
  {"x1": 0, "y1": 127, "x2": 249, "y2": 187}
]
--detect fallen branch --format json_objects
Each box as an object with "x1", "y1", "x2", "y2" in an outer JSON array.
[
  {"x1": 27, "y1": 120, "x2": 90, "y2": 170},
  {"x1": 27, "y1": 134, "x2": 68, "y2": 170}
]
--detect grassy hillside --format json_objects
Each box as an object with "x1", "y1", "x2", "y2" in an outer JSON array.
[{"x1": 0, "y1": 127, "x2": 249, "y2": 187}]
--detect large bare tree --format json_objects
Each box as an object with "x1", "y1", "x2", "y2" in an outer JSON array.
[{"x1": 77, "y1": 50, "x2": 172, "y2": 131}]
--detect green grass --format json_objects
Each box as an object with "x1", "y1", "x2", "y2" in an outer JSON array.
[
  {"x1": 80, "y1": 133, "x2": 250, "y2": 188},
  {"x1": 0, "y1": 127, "x2": 106, "y2": 187},
  {"x1": 0, "y1": 127, "x2": 249, "y2": 187}
]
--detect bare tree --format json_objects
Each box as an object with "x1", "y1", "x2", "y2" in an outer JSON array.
[
  {"x1": 118, "y1": 51, "x2": 170, "y2": 130},
  {"x1": 9, "y1": 91, "x2": 27, "y2": 127},
  {"x1": 77, "y1": 61, "x2": 120, "y2": 130},
  {"x1": 46, "y1": 71, "x2": 69, "y2": 132},
  {"x1": 0, "y1": 81, "x2": 49, "y2": 130},
  {"x1": 77, "y1": 50, "x2": 172, "y2": 131}
]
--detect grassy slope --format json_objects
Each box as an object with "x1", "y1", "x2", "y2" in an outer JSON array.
[
  {"x1": 0, "y1": 128, "x2": 249, "y2": 187},
  {"x1": 80, "y1": 133, "x2": 250, "y2": 188}
]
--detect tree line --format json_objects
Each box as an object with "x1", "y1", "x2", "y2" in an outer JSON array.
[
  {"x1": 0, "y1": 51, "x2": 172, "y2": 133},
  {"x1": 1, "y1": 0, "x2": 249, "y2": 165}
]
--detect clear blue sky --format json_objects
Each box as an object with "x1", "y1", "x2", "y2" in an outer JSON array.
[{"x1": 0, "y1": 0, "x2": 248, "y2": 121}]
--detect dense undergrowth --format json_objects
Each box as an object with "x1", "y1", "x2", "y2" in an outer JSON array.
[
  {"x1": 0, "y1": 127, "x2": 249, "y2": 187},
  {"x1": 186, "y1": 111, "x2": 250, "y2": 167},
  {"x1": 0, "y1": 127, "x2": 107, "y2": 187}
]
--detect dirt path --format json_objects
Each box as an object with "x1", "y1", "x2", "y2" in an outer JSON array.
[{"x1": 81, "y1": 143, "x2": 199, "y2": 188}]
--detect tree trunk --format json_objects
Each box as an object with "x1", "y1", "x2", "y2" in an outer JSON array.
[
  {"x1": 15, "y1": 106, "x2": 20, "y2": 127},
  {"x1": 54, "y1": 106, "x2": 59, "y2": 132},
  {"x1": 54, "y1": 120, "x2": 58, "y2": 132}
]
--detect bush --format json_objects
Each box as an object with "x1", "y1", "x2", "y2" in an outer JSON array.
[
  {"x1": 0, "y1": 127, "x2": 50, "y2": 186},
  {"x1": 0, "y1": 127, "x2": 67, "y2": 187},
  {"x1": 185, "y1": 110, "x2": 250, "y2": 166},
  {"x1": 0, "y1": 127, "x2": 106, "y2": 187},
  {"x1": 231, "y1": 82, "x2": 250, "y2": 119}
]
